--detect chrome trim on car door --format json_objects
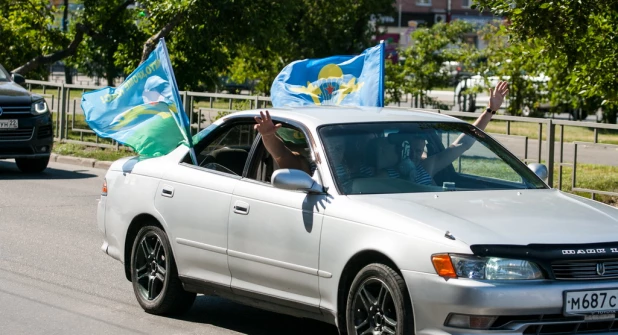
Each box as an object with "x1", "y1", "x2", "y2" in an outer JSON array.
[
  {"x1": 228, "y1": 249, "x2": 318, "y2": 276},
  {"x1": 176, "y1": 238, "x2": 227, "y2": 255}
]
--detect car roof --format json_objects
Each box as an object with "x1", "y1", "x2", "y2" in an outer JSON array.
[{"x1": 226, "y1": 106, "x2": 465, "y2": 129}]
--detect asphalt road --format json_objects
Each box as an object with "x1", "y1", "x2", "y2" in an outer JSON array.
[{"x1": 0, "y1": 160, "x2": 338, "y2": 335}]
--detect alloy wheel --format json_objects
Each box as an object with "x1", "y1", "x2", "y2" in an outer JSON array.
[
  {"x1": 134, "y1": 232, "x2": 167, "y2": 301},
  {"x1": 352, "y1": 278, "x2": 398, "y2": 335}
]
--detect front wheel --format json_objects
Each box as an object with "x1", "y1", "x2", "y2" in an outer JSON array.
[
  {"x1": 130, "y1": 225, "x2": 196, "y2": 315},
  {"x1": 15, "y1": 156, "x2": 49, "y2": 173},
  {"x1": 345, "y1": 264, "x2": 414, "y2": 335}
]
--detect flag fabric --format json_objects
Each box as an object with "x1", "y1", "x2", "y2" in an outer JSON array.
[
  {"x1": 81, "y1": 39, "x2": 194, "y2": 158},
  {"x1": 270, "y1": 42, "x2": 385, "y2": 108}
]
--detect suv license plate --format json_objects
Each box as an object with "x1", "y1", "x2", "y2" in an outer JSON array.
[
  {"x1": 564, "y1": 289, "x2": 618, "y2": 315},
  {"x1": 0, "y1": 119, "x2": 18, "y2": 129}
]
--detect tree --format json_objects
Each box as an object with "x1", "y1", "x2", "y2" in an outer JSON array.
[
  {"x1": 394, "y1": 20, "x2": 479, "y2": 108},
  {"x1": 475, "y1": 0, "x2": 618, "y2": 123},
  {"x1": 68, "y1": 0, "x2": 145, "y2": 86},
  {"x1": 225, "y1": 0, "x2": 396, "y2": 95},
  {"x1": 4, "y1": 0, "x2": 395, "y2": 95},
  {"x1": 0, "y1": 0, "x2": 66, "y2": 79}
]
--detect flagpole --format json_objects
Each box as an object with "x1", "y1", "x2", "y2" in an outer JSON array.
[
  {"x1": 379, "y1": 40, "x2": 385, "y2": 107},
  {"x1": 159, "y1": 38, "x2": 198, "y2": 166}
]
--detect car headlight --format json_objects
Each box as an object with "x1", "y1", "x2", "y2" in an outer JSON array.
[
  {"x1": 432, "y1": 254, "x2": 544, "y2": 280},
  {"x1": 32, "y1": 100, "x2": 49, "y2": 115}
]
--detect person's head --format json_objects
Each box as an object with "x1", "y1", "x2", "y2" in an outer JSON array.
[{"x1": 409, "y1": 135, "x2": 426, "y2": 165}]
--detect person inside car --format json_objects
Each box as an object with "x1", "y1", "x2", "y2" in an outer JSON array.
[
  {"x1": 254, "y1": 111, "x2": 380, "y2": 186},
  {"x1": 395, "y1": 81, "x2": 509, "y2": 185},
  {"x1": 254, "y1": 110, "x2": 314, "y2": 175}
]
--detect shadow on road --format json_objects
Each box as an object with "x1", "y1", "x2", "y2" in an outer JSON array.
[
  {"x1": 0, "y1": 161, "x2": 98, "y2": 180},
  {"x1": 172, "y1": 296, "x2": 339, "y2": 335}
]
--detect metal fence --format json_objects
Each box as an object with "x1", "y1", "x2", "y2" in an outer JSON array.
[{"x1": 25, "y1": 79, "x2": 618, "y2": 200}]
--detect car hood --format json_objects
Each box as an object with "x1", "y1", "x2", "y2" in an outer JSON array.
[
  {"x1": 0, "y1": 81, "x2": 33, "y2": 102},
  {"x1": 351, "y1": 189, "x2": 618, "y2": 245}
]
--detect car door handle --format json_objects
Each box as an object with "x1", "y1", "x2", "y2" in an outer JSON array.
[
  {"x1": 233, "y1": 201, "x2": 249, "y2": 215},
  {"x1": 161, "y1": 186, "x2": 174, "y2": 198}
]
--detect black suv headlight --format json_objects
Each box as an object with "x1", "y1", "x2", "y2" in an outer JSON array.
[{"x1": 31, "y1": 100, "x2": 49, "y2": 115}]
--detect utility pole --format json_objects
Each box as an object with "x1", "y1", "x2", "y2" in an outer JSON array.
[
  {"x1": 447, "y1": 0, "x2": 452, "y2": 23},
  {"x1": 398, "y1": 3, "x2": 402, "y2": 29},
  {"x1": 62, "y1": 0, "x2": 73, "y2": 84}
]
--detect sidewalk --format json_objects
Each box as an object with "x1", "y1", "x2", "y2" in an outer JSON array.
[{"x1": 50, "y1": 153, "x2": 113, "y2": 170}]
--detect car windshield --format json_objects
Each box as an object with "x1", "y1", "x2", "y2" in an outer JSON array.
[{"x1": 319, "y1": 122, "x2": 548, "y2": 195}]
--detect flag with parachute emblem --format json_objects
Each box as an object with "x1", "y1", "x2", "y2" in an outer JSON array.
[
  {"x1": 81, "y1": 38, "x2": 196, "y2": 160},
  {"x1": 270, "y1": 42, "x2": 385, "y2": 108}
]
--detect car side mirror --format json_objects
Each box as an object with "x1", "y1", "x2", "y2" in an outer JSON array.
[
  {"x1": 272, "y1": 169, "x2": 324, "y2": 194},
  {"x1": 12, "y1": 73, "x2": 25, "y2": 85},
  {"x1": 527, "y1": 163, "x2": 548, "y2": 181}
]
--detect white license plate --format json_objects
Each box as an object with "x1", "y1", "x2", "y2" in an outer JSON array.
[
  {"x1": 564, "y1": 289, "x2": 618, "y2": 315},
  {"x1": 0, "y1": 119, "x2": 18, "y2": 129}
]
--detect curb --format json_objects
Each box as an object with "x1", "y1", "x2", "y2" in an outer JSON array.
[{"x1": 50, "y1": 153, "x2": 114, "y2": 170}]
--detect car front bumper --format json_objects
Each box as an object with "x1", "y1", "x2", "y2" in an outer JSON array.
[
  {"x1": 0, "y1": 112, "x2": 53, "y2": 159},
  {"x1": 403, "y1": 270, "x2": 618, "y2": 335}
]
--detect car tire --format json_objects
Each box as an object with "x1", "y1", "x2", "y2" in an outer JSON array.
[
  {"x1": 570, "y1": 108, "x2": 588, "y2": 121},
  {"x1": 345, "y1": 264, "x2": 413, "y2": 335},
  {"x1": 15, "y1": 156, "x2": 49, "y2": 173},
  {"x1": 460, "y1": 94, "x2": 475, "y2": 113},
  {"x1": 130, "y1": 225, "x2": 196, "y2": 316}
]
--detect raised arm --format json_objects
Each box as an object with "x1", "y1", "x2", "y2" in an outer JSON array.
[
  {"x1": 254, "y1": 110, "x2": 311, "y2": 174},
  {"x1": 423, "y1": 81, "x2": 509, "y2": 175}
]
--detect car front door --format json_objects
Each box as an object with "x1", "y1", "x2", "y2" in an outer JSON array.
[
  {"x1": 154, "y1": 119, "x2": 258, "y2": 287},
  {"x1": 227, "y1": 122, "x2": 327, "y2": 310}
]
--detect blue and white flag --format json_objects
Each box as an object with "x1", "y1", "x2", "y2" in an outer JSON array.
[
  {"x1": 81, "y1": 39, "x2": 195, "y2": 159},
  {"x1": 270, "y1": 42, "x2": 385, "y2": 108}
]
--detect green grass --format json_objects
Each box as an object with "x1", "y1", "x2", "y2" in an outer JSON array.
[
  {"x1": 456, "y1": 157, "x2": 618, "y2": 206},
  {"x1": 554, "y1": 164, "x2": 618, "y2": 206},
  {"x1": 454, "y1": 157, "x2": 522, "y2": 182},
  {"x1": 30, "y1": 87, "x2": 84, "y2": 101},
  {"x1": 53, "y1": 142, "x2": 134, "y2": 161},
  {"x1": 481, "y1": 120, "x2": 618, "y2": 145}
]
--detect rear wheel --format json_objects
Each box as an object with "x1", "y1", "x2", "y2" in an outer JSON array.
[
  {"x1": 345, "y1": 264, "x2": 413, "y2": 335},
  {"x1": 130, "y1": 225, "x2": 196, "y2": 315},
  {"x1": 15, "y1": 156, "x2": 49, "y2": 173}
]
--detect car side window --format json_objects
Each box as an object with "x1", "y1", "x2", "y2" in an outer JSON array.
[
  {"x1": 194, "y1": 123, "x2": 258, "y2": 176},
  {"x1": 247, "y1": 124, "x2": 315, "y2": 184}
]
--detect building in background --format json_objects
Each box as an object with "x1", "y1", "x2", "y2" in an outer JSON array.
[{"x1": 372, "y1": 0, "x2": 502, "y2": 52}]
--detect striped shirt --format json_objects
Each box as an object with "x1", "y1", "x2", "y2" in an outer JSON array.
[
  {"x1": 414, "y1": 164, "x2": 434, "y2": 185},
  {"x1": 335, "y1": 163, "x2": 375, "y2": 180}
]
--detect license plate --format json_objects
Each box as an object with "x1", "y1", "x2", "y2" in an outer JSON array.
[
  {"x1": 0, "y1": 119, "x2": 18, "y2": 129},
  {"x1": 564, "y1": 289, "x2": 618, "y2": 315}
]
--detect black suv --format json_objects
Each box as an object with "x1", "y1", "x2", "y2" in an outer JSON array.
[{"x1": 0, "y1": 64, "x2": 53, "y2": 173}]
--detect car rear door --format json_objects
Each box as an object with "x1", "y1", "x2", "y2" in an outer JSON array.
[{"x1": 154, "y1": 120, "x2": 258, "y2": 288}]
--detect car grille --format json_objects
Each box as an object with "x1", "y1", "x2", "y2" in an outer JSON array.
[
  {"x1": 0, "y1": 127, "x2": 34, "y2": 141},
  {"x1": 0, "y1": 106, "x2": 32, "y2": 119},
  {"x1": 552, "y1": 259, "x2": 618, "y2": 280},
  {"x1": 37, "y1": 125, "x2": 53, "y2": 138},
  {"x1": 492, "y1": 314, "x2": 618, "y2": 334}
]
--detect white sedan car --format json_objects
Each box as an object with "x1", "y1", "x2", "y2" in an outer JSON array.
[{"x1": 98, "y1": 106, "x2": 618, "y2": 335}]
